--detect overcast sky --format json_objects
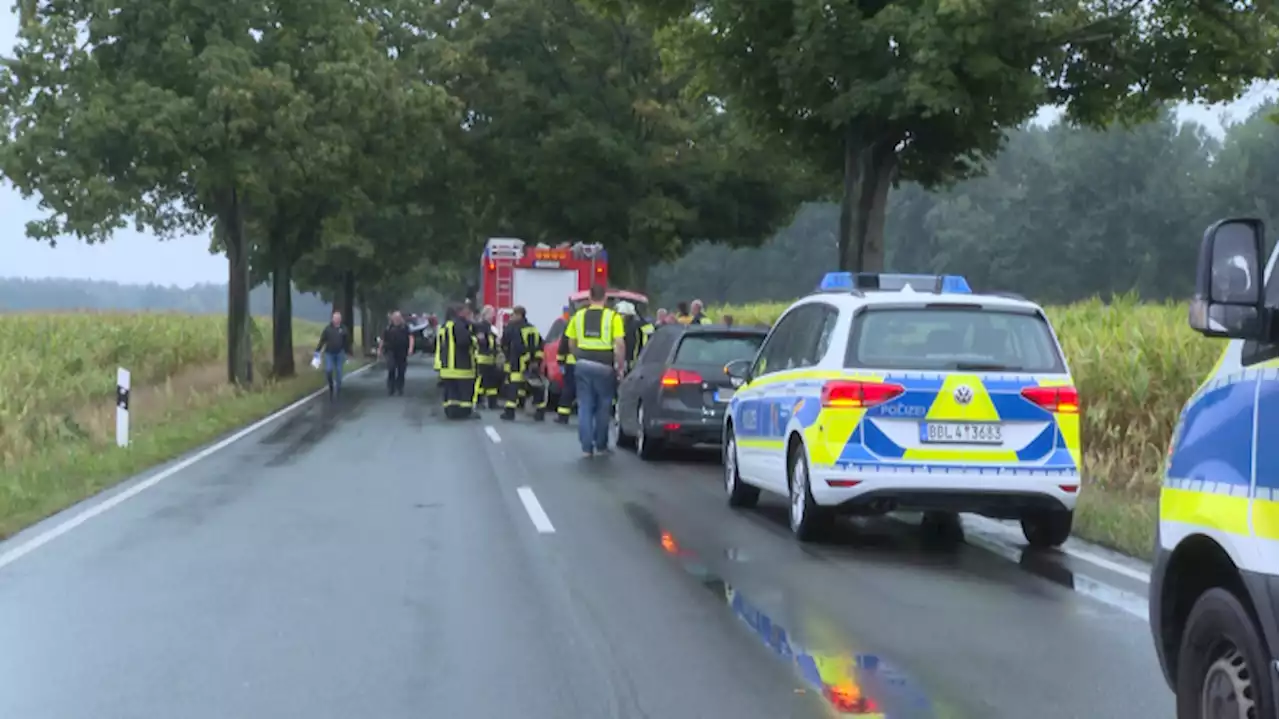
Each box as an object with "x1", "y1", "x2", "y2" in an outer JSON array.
[{"x1": 1, "y1": 10, "x2": 1275, "y2": 288}]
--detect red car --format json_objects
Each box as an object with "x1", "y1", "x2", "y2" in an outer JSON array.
[{"x1": 541, "y1": 289, "x2": 650, "y2": 399}]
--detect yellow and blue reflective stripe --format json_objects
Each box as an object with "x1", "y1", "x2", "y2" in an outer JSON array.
[{"x1": 730, "y1": 370, "x2": 1080, "y2": 472}]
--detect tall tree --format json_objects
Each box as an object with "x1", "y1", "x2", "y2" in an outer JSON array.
[
  {"x1": 1, "y1": 0, "x2": 318, "y2": 384},
  {"x1": 632, "y1": 0, "x2": 1277, "y2": 272}
]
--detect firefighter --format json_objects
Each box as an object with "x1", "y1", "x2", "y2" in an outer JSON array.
[
  {"x1": 473, "y1": 305, "x2": 502, "y2": 409},
  {"x1": 499, "y1": 306, "x2": 547, "y2": 421},
  {"x1": 555, "y1": 307, "x2": 577, "y2": 424},
  {"x1": 434, "y1": 303, "x2": 479, "y2": 419},
  {"x1": 615, "y1": 301, "x2": 650, "y2": 374}
]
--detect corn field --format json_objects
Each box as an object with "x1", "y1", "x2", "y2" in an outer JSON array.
[
  {"x1": 0, "y1": 312, "x2": 327, "y2": 465},
  {"x1": 712, "y1": 294, "x2": 1222, "y2": 497}
]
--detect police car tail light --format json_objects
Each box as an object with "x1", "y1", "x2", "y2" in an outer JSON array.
[
  {"x1": 1020, "y1": 385, "x2": 1079, "y2": 413},
  {"x1": 661, "y1": 368, "x2": 703, "y2": 387},
  {"x1": 821, "y1": 380, "x2": 904, "y2": 408}
]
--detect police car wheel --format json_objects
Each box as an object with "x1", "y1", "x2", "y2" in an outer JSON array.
[
  {"x1": 788, "y1": 446, "x2": 828, "y2": 542},
  {"x1": 724, "y1": 429, "x2": 759, "y2": 508},
  {"x1": 1020, "y1": 509, "x2": 1073, "y2": 548},
  {"x1": 1175, "y1": 587, "x2": 1276, "y2": 719}
]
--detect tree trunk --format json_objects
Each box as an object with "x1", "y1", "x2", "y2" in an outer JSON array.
[
  {"x1": 852, "y1": 139, "x2": 897, "y2": 273},
  {"x1": 837, "y1": 125, "x2": 860, "y2": 272},
  {"x1": 271, "y1": 256, "x2": 295, "y2": 378},
  {"x1": 358, "y1": 293, "x2": 375, "y2": 353},
  {"x1": 341, "y1": 270, "x2": 356, "y2": 346},
  {"x1": 220, "y1": 187, "x2": 254, "y2": 386}
]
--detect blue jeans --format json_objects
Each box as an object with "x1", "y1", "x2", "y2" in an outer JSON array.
[
  {"x1": 323, "y1": 352, "x2": 346, "y2": 395},
  {"x1": 574, "y1": 361, "x2": 617, "y2": 453}
]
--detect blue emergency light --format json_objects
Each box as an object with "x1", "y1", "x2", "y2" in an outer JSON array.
[
  {"x1": 817, "y1": 272, "x2": 856, "y2": 292},
  {"x1": 815, "y1": 272, "x2": 971, "y2": 294}
]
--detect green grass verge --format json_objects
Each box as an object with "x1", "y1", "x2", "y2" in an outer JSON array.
[
  {"x1": 0, "y1": 365, "x2": 363, "y2": 542},
  {"x1": 1071, "y1": 486, "x2": 1158, "y2": 561}
]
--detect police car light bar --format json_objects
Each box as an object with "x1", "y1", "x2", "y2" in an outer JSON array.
[{"x1": 817, "y1": 272, "x2": 971, "y2": 294}]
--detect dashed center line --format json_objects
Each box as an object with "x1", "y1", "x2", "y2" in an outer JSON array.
[
  {"x1": 516, "y1": 486, "x2": 555, "y2": 533},
  {"x1": 484, "y1": 425, "x2": 502, "y2": 444}
]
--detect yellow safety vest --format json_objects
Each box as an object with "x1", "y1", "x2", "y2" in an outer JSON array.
[{"x1": 570, "y1": 306, "x2": 621, "y2": 364}]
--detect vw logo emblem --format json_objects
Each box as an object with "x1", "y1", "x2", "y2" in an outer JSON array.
[{"x1": 953, "y1": 385, "x2": 974, "y2": 405}]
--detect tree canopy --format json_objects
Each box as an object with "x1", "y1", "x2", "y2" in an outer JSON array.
[{"x1": 1, "y1": 0, "x2": 1274, "y2": 383}]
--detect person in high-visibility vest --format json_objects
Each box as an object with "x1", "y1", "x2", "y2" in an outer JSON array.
[
  {"x1": 434, "y1": 303, "x2": 479, "y2": 419},
  {"x1": 564, "y1": 284, "x2": 626, "y2": 457}
]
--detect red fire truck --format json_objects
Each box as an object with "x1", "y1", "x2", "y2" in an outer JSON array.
[{"x1": 479, "y1": 238, "x2": 608, "y2": 336}]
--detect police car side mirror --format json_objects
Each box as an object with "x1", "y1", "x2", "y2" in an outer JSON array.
[
  {"x1": 724, "y1": 359, "x2": 751, "y2": 387},
  {"x1": 1189, "y1": 218, "x2": 1266, "y2": 340}
]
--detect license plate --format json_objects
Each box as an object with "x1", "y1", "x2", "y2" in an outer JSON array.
[
  {"x1": 715, "y1": 388, "x2": 735, "y2": 402},
  {"x1": 920, "y1": 422, "x2": 1003, "y2": 444}
]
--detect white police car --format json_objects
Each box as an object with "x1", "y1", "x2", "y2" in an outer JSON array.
[{"x1": 721, "y1": 272, "x2": 1082, "y2": 546}]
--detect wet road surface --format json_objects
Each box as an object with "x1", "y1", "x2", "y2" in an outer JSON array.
[{"x1": 0, "y1": 363, "x2": 1174, "y2": 718}]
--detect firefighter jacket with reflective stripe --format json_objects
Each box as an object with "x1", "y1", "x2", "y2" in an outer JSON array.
[
  {"x1": 568, "y1": 306, "x2": 623, "y2": 366},
  {"x1": 435, "y1": 319, "x2": 476, "y2": 379},
  {"x1": 473, "y1": 320, "x2": 499, "y2": 364},
  {"x1": 520, "y1": 324, "x2": 544, "y2": 369}
]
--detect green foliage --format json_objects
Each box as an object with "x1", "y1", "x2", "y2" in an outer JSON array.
[
  {"x1": 626, "y1": 0, "x2": 1277, "y2": 273},
  {"x1": 652, "y1": 107, "x2": 1279, "y2": 307},
  {"x1": 419, "y1": 0, "x2": 809, "y2": 288}
]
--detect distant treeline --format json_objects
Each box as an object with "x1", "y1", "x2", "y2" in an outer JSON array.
[{"x1": 0, "y1": 277, "x2": 339, "y2": 322}]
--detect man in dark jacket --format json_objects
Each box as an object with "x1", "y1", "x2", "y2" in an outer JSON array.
[
  {"x1": 315, "y1": 311, "x2": 351, "y2": 401},
  {"x1": 379, "y1": 310, "x2": 414, "y2": 396},
  {"x1": 435, "y1": 303, "x2": 479, "y2": 419}
]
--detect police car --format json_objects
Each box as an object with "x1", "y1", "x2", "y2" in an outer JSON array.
[
  {"x1": 1149, "y1": 218, "x2": 1277, "y2": 717},
  {"x1": 721, "y1": 272, "x2": 1081, "y2": 546}
]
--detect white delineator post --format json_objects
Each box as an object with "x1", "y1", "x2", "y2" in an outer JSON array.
[{"x1": 116, "y1": 367, "x2": 130, "y2": 448}]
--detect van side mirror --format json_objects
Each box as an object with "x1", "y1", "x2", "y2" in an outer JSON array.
[
  {"x1": 1189, "y1": 218, "x2": 1267, "y2": 339},
  {"x1": 724, "y1": 358, "x2": 751, "y2": 387}
]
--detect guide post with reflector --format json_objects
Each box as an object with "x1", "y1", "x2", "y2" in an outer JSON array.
[{"x1": 116, "y1": 367, "x2": 130, "y2": 448}]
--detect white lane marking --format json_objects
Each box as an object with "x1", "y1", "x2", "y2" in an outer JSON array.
[
  {"x1": 516, "y1": 486, "x2": 555, "y2": 533},
  {"x1": 484, "y1": 425, "x2": 502, "y2": 444},
  {"x1": 0, "y1": 364, "x2": 372, "y2": 572}
]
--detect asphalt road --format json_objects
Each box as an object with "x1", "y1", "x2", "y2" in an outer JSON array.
[{"x1": 0, "y1": 361, "x2": 1174, "y2": 719}]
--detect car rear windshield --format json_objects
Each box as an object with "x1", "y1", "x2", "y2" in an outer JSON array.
[
  {"x1": 673, "y1": 333, "x2": 765, "y2": 366},
  {"x1": 847, "y1": 307, "x2": 1066, "y2": 373}
]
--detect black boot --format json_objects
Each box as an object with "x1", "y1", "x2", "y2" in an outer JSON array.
[
  {"x1": 533, "y1": 409, "x2": 546, "y2": 421},
  {"x1": 555, "y1": 414, "x2": 569, "y2": 425},
  {"x1": 501, "y1": 408, "x2": 516, "y2": 421}
]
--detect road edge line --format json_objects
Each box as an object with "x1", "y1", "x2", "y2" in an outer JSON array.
[{"x1": 0, "y1": 364, "x2": 372, "y2": 572}]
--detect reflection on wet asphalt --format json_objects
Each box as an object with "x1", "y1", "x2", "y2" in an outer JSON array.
[{"x1": 0, "y1": 365, "x2": 1172, "y2": 718}]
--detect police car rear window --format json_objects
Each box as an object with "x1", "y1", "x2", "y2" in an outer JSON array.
[
  {"x1": 673, "y1": 333, "x2": 765, "y2": 366},
  {"x1": 846, "y1": 307, "x2": 1066, "y2": 373}
]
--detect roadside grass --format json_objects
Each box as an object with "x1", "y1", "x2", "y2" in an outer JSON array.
[
  {"x1": 712, "y1": 294, "x2": 1220, "y2": 560},
  {"x1": 0, "y1": 312, "x2": 363, "y2": 541}
]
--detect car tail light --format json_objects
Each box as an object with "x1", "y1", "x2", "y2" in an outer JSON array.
[
  {"x1": 820, "y1": 380, "x2": 904, "y2": 408},
  {"x1": 661, "y1": 369, "x2": 703, "y2": 387},
  {"x1": 1020, "y1": 385, "x2": 1079, "y2": 414}
]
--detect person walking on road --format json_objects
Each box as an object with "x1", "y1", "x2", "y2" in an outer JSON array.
[
  {"x1": 379, "y1": 310, "x2": 414, "y2": 396},
  {"x1": 674, "y1": 302, "x2": 693, "y2": 325},
  {"x1": 616, "y1": 300, "x2": 649, "y2": 374},
  {"x1": 565, "y1": 284, "x2": 626, "y2": 458},
  {"x1": 315, "y1": 311, "x2": 352, "y2": 401},
  {"x1": 499, "y1": 306, "x2": 547, "y2": 421}
]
